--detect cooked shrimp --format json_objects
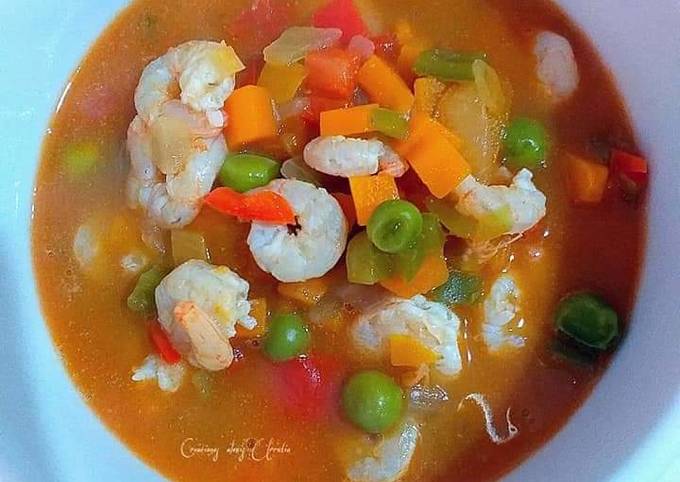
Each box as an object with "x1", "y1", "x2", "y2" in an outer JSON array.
[
  {"x1": 534, "y1": 31, "x2": 579, "y2": 103},
  {"x1": 247, "y1": 179, "x2": 348, "y2": 282},
  {"x1": 155, "y1": 260, "x2": 255, "y2": 371},
  {"x1": 347, "y1": 421, "x2": 419, "y2": 482},
  {"x1": 132, "y1": 354, "x2": 186, "y2": 393},
  {"x1": 482, "y1": 274, "x2": 525, "y2": 351},
  {"x1": 455, "y1": 168, "x2": 547, "y2": 236},
  {"x1": 126, "y1": 102, "x2": 226, "y2": 229},
  {"x1": 135, "y1": 40, "x2": 239, "y2": 123},
  {"x1": 352, "y1": 295, "x2": 463, "y2": 376},
  {"x1": 303, "y1": 136, "x2": 408, "y2": 178}
]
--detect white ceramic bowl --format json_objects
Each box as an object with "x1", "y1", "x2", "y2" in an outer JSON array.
[{"x1": 1, "y1": 1, "x2": 679, "y2": 481}]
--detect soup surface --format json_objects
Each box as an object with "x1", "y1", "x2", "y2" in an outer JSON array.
[{"x1": 33, "y1": 0, "x2": 646, "y2": 481}]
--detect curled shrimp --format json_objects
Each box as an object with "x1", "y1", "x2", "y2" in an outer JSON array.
[
  {"x1": 155, "y1": 260, "x2": 256, "y2": 371},
  {"x1": 135, "y1": 40, "x2": 239, "y2": 124},
  {"x1": 247, "y1": 179, "x2": 348, "y2": 282},
  {"x1": 303, "y1": 136, "x2": 408, "y2": 178},
  {"x1": 352, "y1": 295, "x2": 463, "y2": 377},
  {"x1": 126, "y1": 102, "x2": 227, "y2": 229},
  {"x1": 455, "y1": 168, "x2": 547, "y2": 236}
]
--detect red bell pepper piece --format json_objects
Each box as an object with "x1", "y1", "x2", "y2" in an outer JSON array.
[
  {"x1": 149, "y1": 322, "x2": 181, "y2": 364},
  {"x1": 228, "y1": 0, "x2": 292, "y2": 57},
  {"x1": 204, "y1": 187, "x2": 296, "y2": 224},
  {"x1": 305, "y1": 48, "x2": 362, "y2": 100},
  {"x1": 312, "y1": 0, "x2": 367, "y2": 43},
  {"x1": 271, "y1": 355, "x2": 343, "y2": 421},
  {"x1": 611, "y1": 149, "x2": 648, "y2": 197}
]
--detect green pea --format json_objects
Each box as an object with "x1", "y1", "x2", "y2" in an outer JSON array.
[
  {"x1": 342, "y1": 370, "x2": 403, "y2": 433},
  {"x1": 263, "y1": 314, "x2": 310, "y2": 362},
  {"x1": 503, "y1": 118, "x2": 549, "y2": 169},
  {"x1": 555, "y1": 293, "x2": 619, "y2": 350},
  {"x1": 219, "y1": 153, "x2": 280, "y2": 193},
  {"x1": 367, "y1": 200, "x2": 424, "y2": 254}
]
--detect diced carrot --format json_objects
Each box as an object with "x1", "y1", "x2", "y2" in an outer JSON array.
[
  {"x1": 389, "y1": 335, "x2": 439, "y2": 367},
  {"x1": 204, "y1": 187, "x2": 296, "y2": 224},
  {"x1": 566, "y1": 154, "x2": 610, "y2": 205},
  {"x1": 394, "y1": 113, "x2": 469, "y2": 198},
  {"x1": 312, "y1": 0, "x2": 368, "y2": 43},
  {"x1": 257, "y1": 62, "x2": 307, "y2": 104},
  {"x1": 380, "y1": 254, "x2": 448, "y2": 297},
  {"x1": 407, "y1": 138, "x2": 470, "y2": 198},
  {"x1": 332, "y1": 192, "x2": 357, "y2": 227},
  {"x1": 236, "y1": 298, "x2": 268, "y2": 338},
  {"x1": 394, "y1": 112, "x2": 462, "y2": 155},
  {"x1": 225, "y1": 85, "x2": 278, "y2": 151},
  {"x1": 349, "y1": 174, "x2": 400, "y2": 226},
  {"x1": 413, "y1": 77, "x2": 447, "y2": 116},
  {"x1": 277, "y1": 277, "x2": 330, "y2": 306},
  {"x1": 320, "y1": 103, "x2": 379, "y2": 136},
  {"x1": 303, "y1": 96, "x2": 351, "y2": 124},
  {"x1": 357, "y1": 55, "x2": 415, "y2": 113},
  {"x1": 306, "y1": 48, "x2": 362, "y2": 99}
]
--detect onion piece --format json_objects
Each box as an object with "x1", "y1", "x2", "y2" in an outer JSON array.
[
  {"x1": 263, "y1": 27, "x2": 342, "y2": 66},
  {"x1": 348, "y1": 35, "x2": 376, "y2": 60}
]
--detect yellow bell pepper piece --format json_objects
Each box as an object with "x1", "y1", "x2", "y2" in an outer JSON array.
[
  {"x1": 349, "y1": 174, "x2": 400, "y2": 226},
  {"x1": 257, "y1": 62, "x2": 307, "y2": 104}
]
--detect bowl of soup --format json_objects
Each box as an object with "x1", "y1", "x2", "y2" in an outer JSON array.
[{"x1": 1, "y1": 0, "x2": 679, "y2": 480}]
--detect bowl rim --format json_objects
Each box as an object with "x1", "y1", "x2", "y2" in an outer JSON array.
[{"x1": 1, "y1": 1, "x2": 680, "y2": 481}]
